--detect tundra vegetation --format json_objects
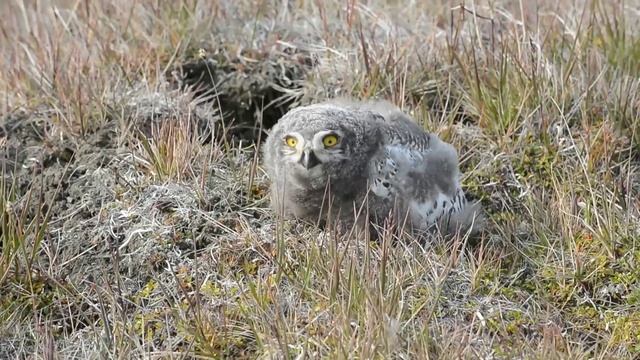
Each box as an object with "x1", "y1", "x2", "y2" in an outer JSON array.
[{"x1": 1, "y1": 0, "x2": 639, "y2": 358}]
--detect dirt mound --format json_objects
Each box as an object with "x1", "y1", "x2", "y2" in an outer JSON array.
[{"x1": 171, "y1": 47, "x2": 315, "y2": 141}]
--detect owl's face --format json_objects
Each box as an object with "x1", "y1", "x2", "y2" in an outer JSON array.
[{"x1": 277, "y1": 127, "x2": 350, "y2": 180}]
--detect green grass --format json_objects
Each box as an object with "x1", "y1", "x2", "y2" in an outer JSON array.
[{"x1": 1, "y1": 0, "x2": 639, "y2": 358}]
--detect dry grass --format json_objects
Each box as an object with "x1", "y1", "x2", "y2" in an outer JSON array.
[{"x1": 1, "y1": 0, "x2": 640, "y2": 358}]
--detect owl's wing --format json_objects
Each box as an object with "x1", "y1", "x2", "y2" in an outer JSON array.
[
  {"x1": 324, "y1": 98, "x2": 483, "y2": 233},
  {"x1": 368, "y1": 129, "x2": 480, "y2": 233}
]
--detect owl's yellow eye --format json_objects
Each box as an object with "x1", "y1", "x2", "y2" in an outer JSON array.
[
  {"x1": 322, "y1": 134, "x2": 339, "y2": 148},
  {"x1": 285, "y1": 136, "x2": 298, "y2": 148}
]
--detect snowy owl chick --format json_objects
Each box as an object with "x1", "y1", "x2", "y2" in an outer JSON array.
[{"x1": 262, "y1": 99, "x2": 483, "y2": 236}]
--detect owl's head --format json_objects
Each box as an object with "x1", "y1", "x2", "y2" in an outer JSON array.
[{"x1": 265, "y1": 104, "x2": 379, "y2": 187}]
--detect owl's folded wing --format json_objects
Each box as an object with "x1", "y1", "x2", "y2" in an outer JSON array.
[{"x1": 368, "y1": 139, "x2": 483, "y2": 234}]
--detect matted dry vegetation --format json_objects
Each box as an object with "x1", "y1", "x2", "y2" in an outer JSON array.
[{"x1": 1, "y1": 0, "x2": 640, "y2": 358}]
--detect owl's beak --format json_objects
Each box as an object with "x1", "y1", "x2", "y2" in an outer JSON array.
[{"x1": 299, "y1": 149, "x2": 320, "y2": 169}]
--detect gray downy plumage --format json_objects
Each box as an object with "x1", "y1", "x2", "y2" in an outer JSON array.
[{"x1": 262, "y1": 99, "x2": 484, "y2": 236}]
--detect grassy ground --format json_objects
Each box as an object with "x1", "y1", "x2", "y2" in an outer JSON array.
[{"x1": 1, "y1": 0, "x2": 640, "y2": 358}]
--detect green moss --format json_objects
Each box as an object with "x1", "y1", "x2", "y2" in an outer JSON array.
[
  {"x1": 627, "y1": 287, "x2": 640, "y2": 305},
  {"x1": 200, "y1": 281, "x2": 223, "y2": 298},
  {"x1": 570, "y1": 305, "x2": 601, "y2": 331},
  {"x1": 137, "y1": 279, "x2": 158, "y2": 299},
  {"x1": 514, "y1": 140, "x2": 559, "y2": 189},
  {"x1": 0, "y1": 275, "x2": 56, "y2": 322},
  {"x1": 132, "y1": 310, "x2": 164, "y2": 343},
  {"x1": 606, "y1": 311, "x2": 640, "y2": 353}
]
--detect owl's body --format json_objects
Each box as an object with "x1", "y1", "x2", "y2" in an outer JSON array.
[{"x1": 262, "y1": 99, "x2": 482, "y2": 236}]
